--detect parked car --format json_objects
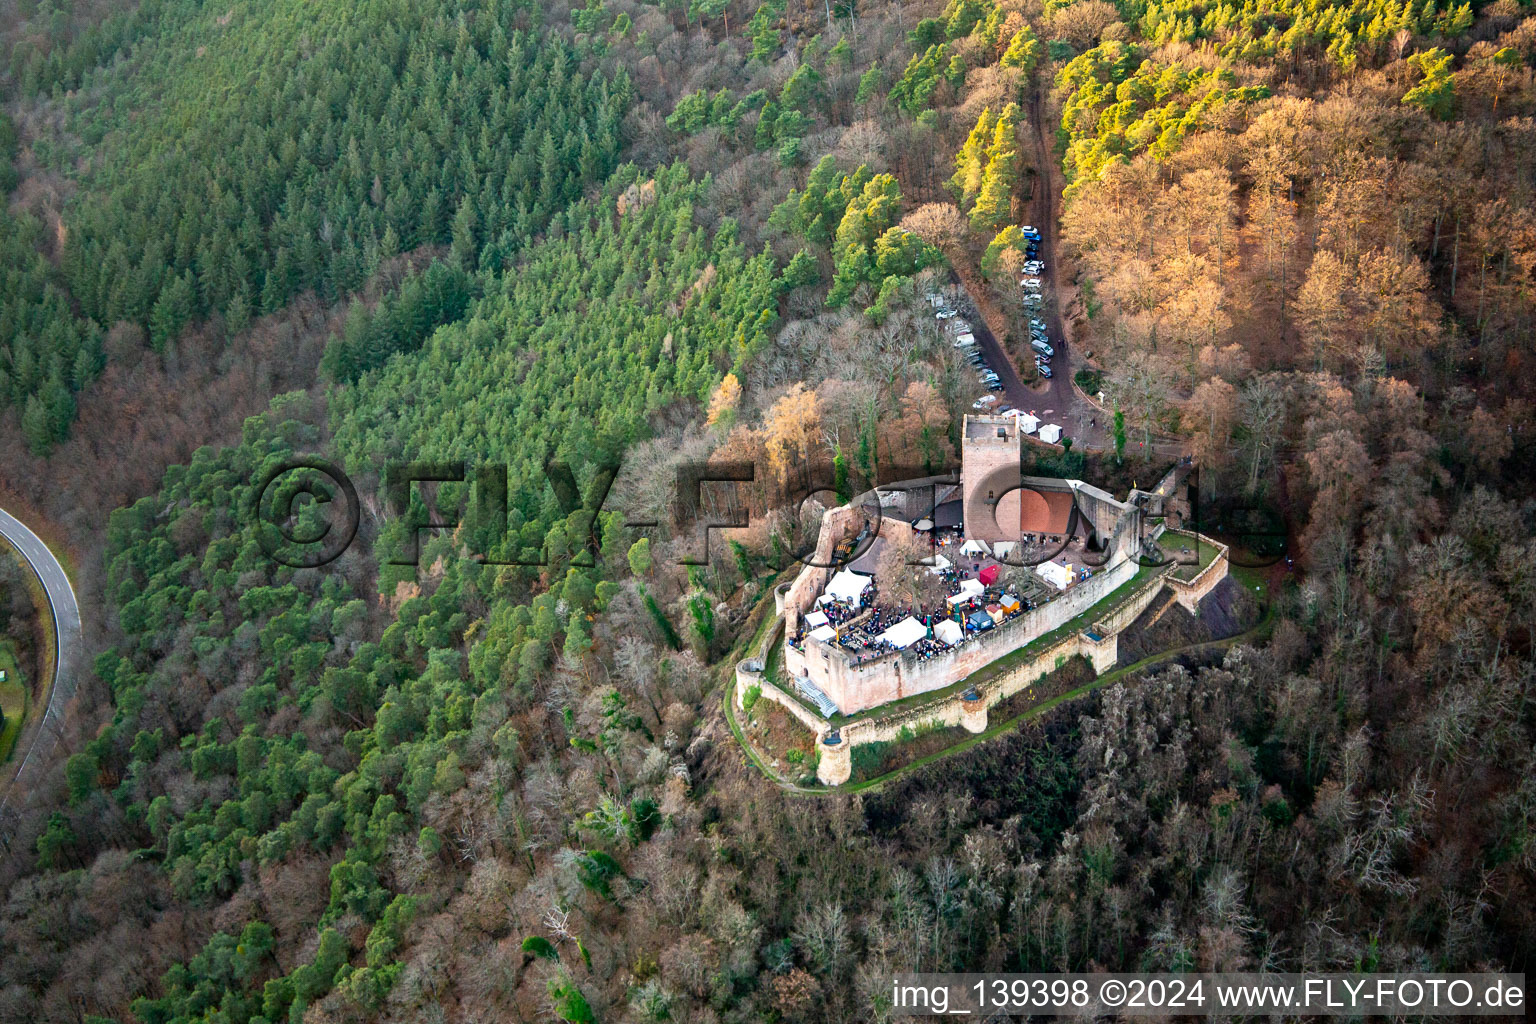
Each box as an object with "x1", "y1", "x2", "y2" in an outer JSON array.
[
  {"x1": 1023, "y1": 293, "x2": 1044, "y2": 306},
  {"x1": 1022, "y1": 225, "x2": 1041, "y2": 238},
  {"x1": 936, "y1": 308, "x2": 958, "y2": 320},
  {"x1": 1036, "y1": 362, "x2": 1053, "y2": 379},
  {"x1": 953, "y1": 332, "x2": 977, "y2": 347},
  {"x1": 1031, "y1": 339, "x2": 1054, "y2": 357},
  {"x1": 988, "y1": 381, "x2": 1005, "y2": 391},
  {"x1": 1021, "y1": 277, "x2": 1042, "y2": 290},
  {"x1": 1023, "y1": 260, "x2": 1044, "y2": 274}
]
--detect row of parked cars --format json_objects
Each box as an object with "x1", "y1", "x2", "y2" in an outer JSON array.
[
  {"x1": 1018, "y1": 226, "x2": 1054, "y2": 379},
  {"x1": 928, "y1": 297, "x2": 1014, "y2": 405},
  {"x1": 933, "y1": 302, "x2": 1007, "y2": 399}
]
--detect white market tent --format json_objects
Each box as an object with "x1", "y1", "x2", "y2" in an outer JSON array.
[
  {"x1": 960, "y1": 538, "x2": 991, "y2": 558},
  {"x1": 927, "y1": 552, "x2": 952, "y2": 575},
  {"x1": 803, "y1": 610, "x2": 829, "y2": 629},
  {"x1": 808, "y1": 624, "x2": 837, "y2": 643},
  {"x1": 824, "y1": 569, "x2": 872, "y2": 603},
  {"x1": 934, "y1": 619, "x2": 964, "y2": 646},
  {"x1": 879, "y1": 616, "x2": 928, "y2": 650},
  {"x1": 992, "y1": 541, "x2": 1016, "y2": 561},
  {"x1": 946, "y1": 578, "x2": 986, "y2": 605},
  {"x1": 1038, "y1": 423, "x2": 1063, "y2": 444},
  {"x1": 1036, "y1": 561, "x2": 1073, "y2": 591}
]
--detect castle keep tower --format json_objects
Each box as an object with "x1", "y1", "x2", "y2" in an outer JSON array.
[{"x1": 960, "y1": 414, "x2": 1023, "y2": 543}]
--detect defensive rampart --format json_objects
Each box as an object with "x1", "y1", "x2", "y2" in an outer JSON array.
[{"x1": 785, "y1": 551, "x2": 1138, "y2": 714}]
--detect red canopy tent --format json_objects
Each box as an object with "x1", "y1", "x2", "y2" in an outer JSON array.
[{"x1": 978, "y1": 564, "x2": 999, "y2": 585}]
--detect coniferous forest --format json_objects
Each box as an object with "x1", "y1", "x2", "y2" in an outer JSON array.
[{"x1": 1, "y1": 0, "x2": 1535, "y2": 1021}]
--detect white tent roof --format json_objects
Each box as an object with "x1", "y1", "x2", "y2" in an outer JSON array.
[
  {"x1": 1038, "y1": 423, "x2": 1063, "y2": 444},
  {"x1": 992, "y1": 541, "x2": 1015, "y2": 560},
  {"x1": 879, "y1": 616, "x2": 928, "y2": 650},
  {"x1": 946, "y1": 578, "x2": 986, "y2": 605},
  {"x1": 960, "y1": 538, "x2": 991, "y2": 557},
  {"x1": 1036, "y1": 561, "x2": 1072, "y2": 590},
  {"x1": 934, "y1": 619, "x2": 964, "y2": 646},
  {"x1": 808, "y1": 624, "x2": 837, "y2": 643},
  {"x1": 803, "y1": 610, "x2": 828, "y2": 629},
  {"x1": 824, "y1": 569, "x2": 871, "y2": 603},
  {"x1": 927, "y1": 552, "x2": 952, "y2": 575}
]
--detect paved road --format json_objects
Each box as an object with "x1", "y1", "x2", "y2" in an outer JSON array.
[{"x1": 0, "y1": 507, "x2": 82, "y2": 827}]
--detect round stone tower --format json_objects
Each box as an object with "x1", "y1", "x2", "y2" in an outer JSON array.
[
  {"x1": 960, "y1": 688, "x2": 988, "y2": 734},
  {"x1": 817, "y1": 729, "x2": 852, "y2": 786}
]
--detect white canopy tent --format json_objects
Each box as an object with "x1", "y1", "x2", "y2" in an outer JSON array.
[
  {"x1": 1038, "y1": 423, "x2": 1063, "y2": 444},
  {"x1": 934, "y1": 619, "x2": 964, "y2": 646},
  {"x1": 1036, "y1": 561, "x2": 1073, "y2": 591},
  {"x1": 879, "y1": 616, "x2": 928, "y2": 650},
  {"x1": 824, "y1": 569, "x2": 872, "y2": 603},
  {"x1": 946, "y1": 579, "x2": 986, "y2": 605},
  {"x1": 992, "y1": 541, "x2": 1016, "y2": 561},
  {"x1": 960, "y1": 538, "x2": 991, "y2": 558},
  {"x1": 808, "y1": 624, "x2": 837, "y2": 643},
  {"x1": 803, "y1": 610, "x2": 828, "y2": 629}
]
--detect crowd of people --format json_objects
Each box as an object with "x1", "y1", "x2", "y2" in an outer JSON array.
[{"x1": 792, "y1": 532, "x2": 1050, "y2": 662}]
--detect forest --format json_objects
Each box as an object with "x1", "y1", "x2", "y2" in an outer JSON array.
[{"x1": 0, "y1": 0, "x2": 1533, "y2": 1022}]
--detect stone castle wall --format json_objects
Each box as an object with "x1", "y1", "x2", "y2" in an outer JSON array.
[
  {"x1": 790, "y1": 550, "x2": 1139, "y2": 715},
  {"x1": 1091, "y1": 571, "x2": 1172, "y2": 637},
  {"x1": 1164, "y1": 531, "x2": 1231, "y2": 613}
]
